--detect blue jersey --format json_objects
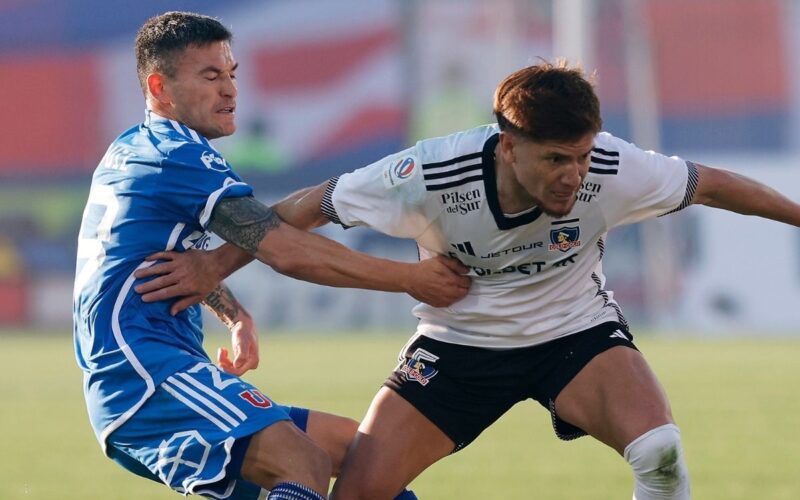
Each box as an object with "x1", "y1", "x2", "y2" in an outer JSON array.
[{"x1": 73, "y1": 110, "x2": 253, "y2": 451}]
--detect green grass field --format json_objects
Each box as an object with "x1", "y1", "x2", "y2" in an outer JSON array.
[{"x1": 2, "y1": 331, "x2": 799, "y2": 499}]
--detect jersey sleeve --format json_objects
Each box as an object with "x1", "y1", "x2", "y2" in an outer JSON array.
[
  {"x1": 597, "y1": 133, "x2": 698, "y2": 228},
  {"x1": 322, "y1": 147, "x2": 437, "y2": 238},
  {"x1": 157, "y1": 143, "x2": 253, "y2": 229}
]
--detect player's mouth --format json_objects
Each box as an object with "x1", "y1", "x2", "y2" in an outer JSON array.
[
  {"x1": 551, "y1": 190, "x2": 576, "y2": 200},
  {"x1": 217, "y1": 106, "x2": 236, "y2": 114}
]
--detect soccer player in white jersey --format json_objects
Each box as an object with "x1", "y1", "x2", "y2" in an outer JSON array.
[
  {"x1": 139, "y1": 61, "x2": 800, "y2": 499},
  {"x1": 73, "y1": 11, "x2": 468, "y2": 500}
]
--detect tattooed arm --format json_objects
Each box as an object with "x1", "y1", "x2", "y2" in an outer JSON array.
[
  {"x1": 135, "y1": 195, "x2": 471, "y2": 310},
  {"x1": 202, "y1": 282, "x2": 259, "y2": 376},
  {"x1": 208, "y1": 196, "x2": 471, "y2": 305}
]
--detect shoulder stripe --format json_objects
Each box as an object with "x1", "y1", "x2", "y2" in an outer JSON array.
[
  {"x1": 592, "y1": 147, "x2": 619, "y2": 157},
  {"x1": 423, "y1": 163, "x2": 482, "y2": 181},
  {"x1": 425, "y1": 174, "x2": 484, "y2": 191},
  {"x1": 422, "y1": 152, "x2": 483, "y2": 170},
  {"x1": 590, "y1": 156, "x2": 619, "y2": 166},
  {"x1": 589, "y1": 146, "x2": 620, "y2": 176},
  {"x1": 590, "y1": 146, "x2": 620, "y2": 175},
  {"x1": 588, "y1": 166, "x2": 619, "y2": 175}
]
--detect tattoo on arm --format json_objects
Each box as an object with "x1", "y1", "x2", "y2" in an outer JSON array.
[
  {"x1": 202, "y1": 283, "x2": 240, "y2": 329},
  {"x1": 209, "y1": 197, "x2": 281, "y2": 253}
]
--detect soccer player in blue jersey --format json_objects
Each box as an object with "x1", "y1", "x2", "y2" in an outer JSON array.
[
  {"x1": 73, "y1": 11, "x2": 468, "y2": 500},
  {"x1": 142, "y1": 61, "x2": 800, "y2": 500}
]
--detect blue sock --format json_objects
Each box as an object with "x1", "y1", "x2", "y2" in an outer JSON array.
[
  {"x1": 268, "y1": 481, "x2": 325, "y2": 500},
  {"x1": 395, "y1": 489, "x2": 419, "y2": 500}
]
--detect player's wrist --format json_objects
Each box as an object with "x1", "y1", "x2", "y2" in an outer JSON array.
[{"x1": 209, "y1": 244, "x2": 252, "y2": 280}]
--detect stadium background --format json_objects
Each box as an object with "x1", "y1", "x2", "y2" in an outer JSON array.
[
  {"x1": 1, "y1": 1, "x2": 799, "y2": 498},
  {"x1": 2, "y1": 0, "x2": 799, "y2": 333}
]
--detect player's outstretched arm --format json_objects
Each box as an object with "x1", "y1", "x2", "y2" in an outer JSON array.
[
  {"x1": 691, "y1": 163, "x2": 800, "y2": 226},
  {"x1": 209, "y1": 196, "x2": 471, "y2": 306},
  {"x1": 202, "y1": 282, "x2": 259, "y2": 376},
  {"x1": 270, "y1": 181, "x2": 332, "y2": 230},
  {"x1": 134, "y1": 181, "x2": 331, "y2": 305}
]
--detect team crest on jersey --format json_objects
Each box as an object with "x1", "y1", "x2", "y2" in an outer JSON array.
[
  {"x1": 200, "y1": 150, "x2": 229, "y2": 172},
  {"x1": 382, "y1": 155, "x2": 418, "y2": 189},
  {"x1": 549, "y1": 227, "x2": 581, "y2": 252},
  {"x1": 399, "y1": 348, "x2": 439, "y2": 386}
]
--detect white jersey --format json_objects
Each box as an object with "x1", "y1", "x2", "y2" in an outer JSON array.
[{"x1": 322, "y1": 124, "x2": 698, "y2": 348}]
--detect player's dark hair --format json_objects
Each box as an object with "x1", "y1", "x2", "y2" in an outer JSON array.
[
  {"x1": 493, "y1": 60, "x2": 602, "y2": 142},
  {"x1": 135, "y1": 11, "x2": 232, "y2": 94}
]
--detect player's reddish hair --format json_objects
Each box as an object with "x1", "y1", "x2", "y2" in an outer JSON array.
[{"x1": 493, "y1": 60, "x2": 602, "y2": 142}]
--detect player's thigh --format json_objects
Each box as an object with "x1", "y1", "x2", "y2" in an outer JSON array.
[
  {"x1": 331, "y1": 387, "x2": 455, "y2": 500},
  {"x1": 554, "y1": 345, "x2": 674, "y2": 454}
]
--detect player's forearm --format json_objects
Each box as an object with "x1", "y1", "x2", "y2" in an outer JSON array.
[
  {"x1": 693, "y1": 165, "x2": 800, "y2": 226},
  {"x1": 210, "y1": 196, "x2": 411, "y2": 293},
  {"x1": 202, "y1": 282, "x2": 250, "y2": 329},
  {"x1": 271, "y1": 181, "x2": 331, "y2": 230},
  {"x1": 255, "y1": 226, "x2": 412, "y2": 292}
]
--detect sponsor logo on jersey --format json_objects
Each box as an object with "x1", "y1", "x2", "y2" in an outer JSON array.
[
  {"x1": 383, "y1": 154, "x2": 418, "y2": 188},
  {"x1": 440, "y1": 188, "x2": 482, "y2": 215},
  {"x1": 399, "y1": 348, "x2": 439, "y2": 386},
  {"x1": 200, "y1": 150, "x2": 229, "y2": 172},
  {"x1": 462, "y1": 252, "x2": 578, "y2": 277},
  {"x1": 549, "y1": 227, "x2": 581, "y2": 252},
  {"x1": 182, "y1": 230, "x2": 212, "y2": 250},
  {"x1": 479, "y1": 242, "x2": 544, "y2": 258},
  {"x1": 577, "y1": 180, "x2": 602, "y2": 203}
]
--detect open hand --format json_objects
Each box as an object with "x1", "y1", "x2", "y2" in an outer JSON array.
[{"x1": 134, "y1": 249, "x2": 222, "y2": 315}]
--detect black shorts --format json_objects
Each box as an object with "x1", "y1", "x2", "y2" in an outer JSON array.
[{"x1": 385, "y1": 321, "x2": 637, "y2": 452}]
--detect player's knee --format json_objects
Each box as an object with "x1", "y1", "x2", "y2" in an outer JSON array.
[
  {"x1": 624, "y1": 424, "x2": 690, "y2": 500},
  {"x1": 244, "y1": 431, "x2": 332, "y2": 491},
  {"x1": 285, "y1": 440, "x2": 332, "y2": 486}
]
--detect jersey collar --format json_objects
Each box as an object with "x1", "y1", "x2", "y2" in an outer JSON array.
[
  {"x1": 481, "y1": 133, "x2": 543, "y2": 230},
  {"x1": 143, "y1": 109, "x2": 213, "y2": 147}
]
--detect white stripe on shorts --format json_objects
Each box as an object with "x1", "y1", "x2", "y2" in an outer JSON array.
[
  {"x1": 166, "y1": 376, "x2": 242, "y2": 428},
  {"x1": 163, "y1": 379, "x2": 235, "y2": 431},
  {"x1": 176, "y1": 372, "x2": 248, "y2": 421}
]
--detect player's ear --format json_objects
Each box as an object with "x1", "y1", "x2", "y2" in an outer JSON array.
[
  {"x1": 147, "y1": 73, "x2": 170, "y2": 104},
  {"x1": 498, "y1": 132, "x2": 516, "y2": 166}
]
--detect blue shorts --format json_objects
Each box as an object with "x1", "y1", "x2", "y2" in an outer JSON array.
[{"x1": 106, "y1": 361, "x2": 309, "y2": 499}]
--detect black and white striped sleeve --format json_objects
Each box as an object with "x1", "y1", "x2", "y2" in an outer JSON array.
[
  {"x1": 660, "y1": 160, "x2": 700, "y2": 216},
  {"x1": 320, "y1": 176, "x2": 346, "y2": 226}
]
